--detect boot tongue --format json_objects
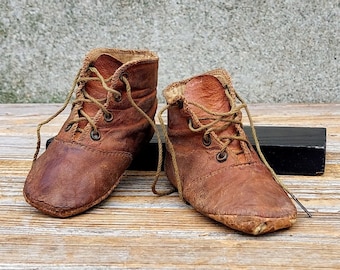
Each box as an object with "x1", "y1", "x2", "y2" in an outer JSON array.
[
  {"x1": 85, "y1": 54, "x2": 123, "y2": 99},
  {"x1": 184, "y1": 75, "x2": 242, "y2": 153},
  {"x1": 184, "y1": 75, "x2": 231, "y2": 121},
  {"x1": 77, "y1": 54, "x2": 123, "y2": 131}
]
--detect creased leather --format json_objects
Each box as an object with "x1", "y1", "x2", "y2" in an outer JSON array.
[
  {"x1": 24, "y1": 48, "x2": 158, "y2": 217},
  {"x1": 163, "y1": 69, "x2": 297, "y2": 235}
]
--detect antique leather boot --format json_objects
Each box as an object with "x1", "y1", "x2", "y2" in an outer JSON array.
[
  {"x1": 161, "y1": 69, "x2": 297, "y2": 235},
  {"x1": 24, "y1": 48, "x2": 158, "y2": 217}
]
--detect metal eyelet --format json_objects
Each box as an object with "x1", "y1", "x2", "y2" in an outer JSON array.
[
  {"x1": 65, "y1": 123, "x2": 73, "y2": 132},
  {"x1": 119, "y1": 72, "x2": 128, "y2": 81},
  {"x1": 46, "y1": 137, "x2": 54, "y2": 149},
  {"x1": 202, "y1": 134, "x2": 211, "y2": 146},
  {"x1": 90, "y1": 130, "x2": 101, "y2": 141},
  {"x1": 216, "y1": 151, "x2": 228, "y2": 163},
  {"x1": 114, "y1": 94, "x2": 122, "y2": 102},
  {"x1": 188, "y1": 119, "x2": 197, "y2": 129},
  {"x1": 104, "y1": 112, "x2": 113, "y2": 122}
]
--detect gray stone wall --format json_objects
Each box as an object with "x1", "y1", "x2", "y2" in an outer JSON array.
[{"x1": 0, "y1": 0, "x2": 339, "y2": 103}]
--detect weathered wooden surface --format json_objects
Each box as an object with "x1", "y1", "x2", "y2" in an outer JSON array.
[{"x1": 0, "y1": 103, "x2": 339, "y2": 269}]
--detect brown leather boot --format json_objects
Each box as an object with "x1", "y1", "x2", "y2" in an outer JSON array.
[
  {"x1": 161, "y1": 69, "x2": 297, "y2": 235},
  {"x1": 24, "y1": 48, "x2": 158, "y2": 217}
]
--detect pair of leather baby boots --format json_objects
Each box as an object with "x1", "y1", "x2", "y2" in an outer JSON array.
[{"x1": 24, "y1": 48, "x2": 297, "y2": 235}]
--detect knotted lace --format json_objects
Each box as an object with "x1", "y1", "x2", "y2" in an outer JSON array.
[
  {"x1": 64, "y1": 67, "x2": 122, "y2": 136},
  {"x1": 32, "y1": 66, "x2": 163, "y2": 181},
  {"x1": 152, "y1": 85, "x2": 312, "y2": 217}
]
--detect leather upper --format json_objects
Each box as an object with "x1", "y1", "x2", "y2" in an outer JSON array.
[
  {"x1": 163, "y1": 69, "x2": 297, "y2": 235},
  {"x1": 24, "y1": 48, "x2": 158, "y2": 217}
]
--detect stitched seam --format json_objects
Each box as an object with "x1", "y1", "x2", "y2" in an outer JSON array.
[
  {"x1": 54, "y1": 137, "x2": 133, "y2": 159},
  {"x1": 188, "y1": 161, "x2": 260, "y2": 183}
]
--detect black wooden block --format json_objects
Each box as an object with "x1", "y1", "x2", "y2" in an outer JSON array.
[
  {"x1": 128, "y1": 125, "x2": 326, "y2": 176},
  {"x1": 45, "y1": 126, "x2": 326, "y2": 176}
]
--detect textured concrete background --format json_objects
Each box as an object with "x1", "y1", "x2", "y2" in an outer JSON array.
[{"x1": 0, "y1": 0, "x2": 339, "y2": 103}]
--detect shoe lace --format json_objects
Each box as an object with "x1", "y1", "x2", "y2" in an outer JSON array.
[
  {"x1": 65, "y1": 67, "x2": 122, "y2": 136},
  {"x1": 187, "y1": 94, "x2": 251, "y2": 159},
  {"x1": 32, "y1": 67, "x2": 162, "y2": 178},
  {"x1": 33, "y1": 68, "x2": 81, "y2": 162},
  {"x1": 153, "y1": 85, "x2": 312, "y2": 218}
]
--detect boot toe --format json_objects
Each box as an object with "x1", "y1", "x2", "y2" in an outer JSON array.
[
  {"x1": 184, "y1": 163, "x2": 297, "y2": 235},
  {"x1": 23, "y1": 140, "x2": 132, "y2": 217},
  {"x1": 208, "y1": 212, "x2": 296, "y2": 235}
]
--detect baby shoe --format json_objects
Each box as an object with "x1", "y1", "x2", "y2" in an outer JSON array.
[{"x1": 24, "y1": 48, "x2": 158, "y2": 217}]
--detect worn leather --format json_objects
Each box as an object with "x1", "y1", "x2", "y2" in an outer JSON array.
[
  {"x1": 24, "y1": 48, "x2": 158, "y2": 217},
  {"x1": 163, "y1": 69, "x2": 297, "y2": 235}
]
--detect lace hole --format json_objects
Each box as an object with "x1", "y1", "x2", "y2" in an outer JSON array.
[
  {"x1": 104, "y1": 112, "x2": 113, "y2": 122},
  {"x1": 114, "y1": 94, "x2": 122, "y2": 102},
  {"x1": 90, "y1": 130, "x2": 101, "y2": 141},
  {"x1": 188, "y1": 119, "x2": 197, "y2": 129},
  {"x1": 202, "y1": 134, "x2": 211, "y2": 146},
  {"x1": 65, "y1": 123, "x2": 73, "y2": 132},
  {"x1": 216, "y1": 151, "x2": 228, "y2": 163},
  {"x1": 119, "y1": 72, "x2": 128, "y2": 81},
  {"x1": 46, "y1": 137, "x2": 54, "y2": 149}
]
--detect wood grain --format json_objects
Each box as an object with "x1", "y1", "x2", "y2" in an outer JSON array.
[{"x1": 0, "y1": 103, "x2": 339, "y2": 269}]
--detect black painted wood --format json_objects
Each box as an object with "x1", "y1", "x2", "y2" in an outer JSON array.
[
  {"x1": 46, "y1": 126, "x2": 326, "y2": 175},
  {"x1": 128, "y1": 125, "x2": 326, "y2": 176}
]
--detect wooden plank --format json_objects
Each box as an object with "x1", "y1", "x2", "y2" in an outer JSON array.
[{"x1": 0, "y1": 103, "x2": 339, "y2": 269}]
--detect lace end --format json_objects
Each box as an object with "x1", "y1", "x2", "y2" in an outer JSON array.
[
  {"x1": 289, "y1": 192, "x2": 312, "y2": 218},
  {"x1": 32, "y1": 69, "x2": 81, "y2": 162}
]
